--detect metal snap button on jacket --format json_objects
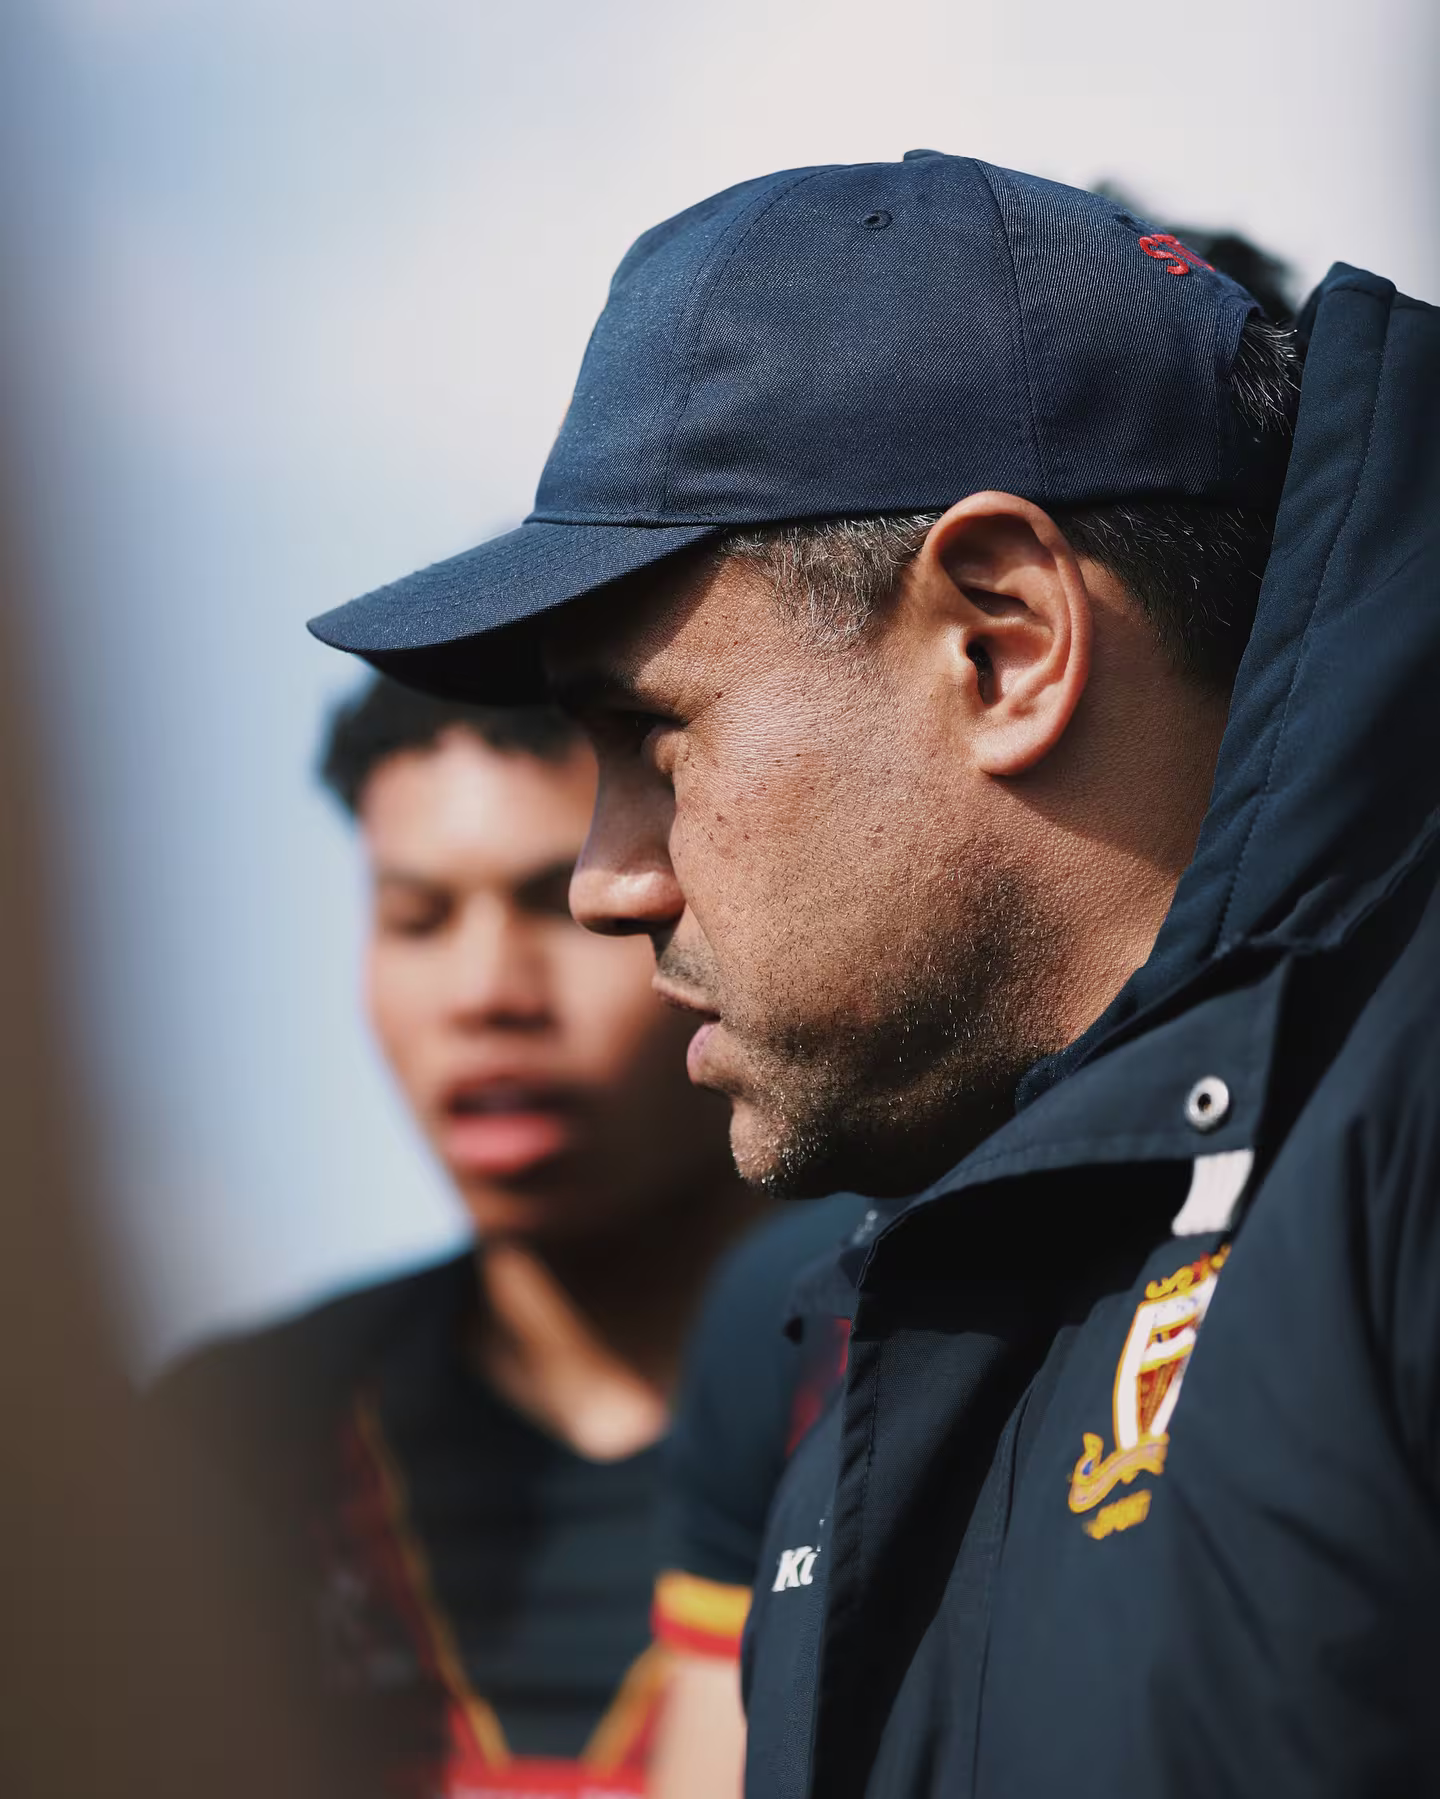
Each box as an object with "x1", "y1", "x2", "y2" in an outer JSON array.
[{"x1": 1184, "y1": 1075, "x2": 1231, "y2": 1131}]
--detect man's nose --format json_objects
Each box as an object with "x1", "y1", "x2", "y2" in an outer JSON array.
[{"x1": 569, "y1": 779, "x2": 683, "y2": 939}]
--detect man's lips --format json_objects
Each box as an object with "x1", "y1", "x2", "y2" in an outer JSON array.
[
  {"x1": 436, "y1": 1079, "x2": 579, "y2": 1177},
  {"x1": 653, "y1": 979, "x2": 722, "y2": 1084},
  {"x1": 686, "y1": 1019, "x2": 719, "y2": 1082}
]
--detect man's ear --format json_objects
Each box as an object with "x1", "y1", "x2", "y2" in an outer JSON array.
[{"x1": 909, "y1": 490, "x2": 1093, "y2": 776}]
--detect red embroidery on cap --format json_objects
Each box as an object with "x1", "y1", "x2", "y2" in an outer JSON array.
[{"x1": 1138, "y1": 233, "x2": 1215, "y2": 277}]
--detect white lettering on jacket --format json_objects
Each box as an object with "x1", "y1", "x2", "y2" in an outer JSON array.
[{"x1": 772, "y1": 1546, "x2": 821, "y2": 1591}]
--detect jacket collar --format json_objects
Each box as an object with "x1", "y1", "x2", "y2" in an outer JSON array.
[
  {"x1": 1021, "y1": 265, "x2": 1440, "y2": 1111},
  {"x1": 787, "y1": 948, "x2": 1285, "y2": 1333}
]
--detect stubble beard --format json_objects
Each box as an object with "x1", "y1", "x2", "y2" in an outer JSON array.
[{"x1": 710, "y1": 851, "x2": 1067, "y2": 1201}]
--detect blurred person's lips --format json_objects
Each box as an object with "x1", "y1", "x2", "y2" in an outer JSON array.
[
  {"x1": 437, "y1": 1075, "x2": 581, "y2": 1176},
  {"x1": 653, "y1": 979, "x2": 722, "y2": 1084}
]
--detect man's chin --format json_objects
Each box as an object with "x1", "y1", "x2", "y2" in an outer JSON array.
[
  {"x1": 728, "y1": 1100, "x2": 850, "y2": 1200},
  {"x1": 728, "y1": 1085, "x2": 1006, "y2": 1201}
]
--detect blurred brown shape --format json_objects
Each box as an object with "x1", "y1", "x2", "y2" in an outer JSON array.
[{"x1": 0, "y1": 452, "x2": 345, "y2": 1795}]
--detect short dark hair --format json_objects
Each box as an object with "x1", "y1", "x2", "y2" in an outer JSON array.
[
  {"x1": 722, "y1": 312, "x2": 1302, "y2": 690},
  {"x1": 319, "y1": 674, "x2": 579, "y2": 814}
]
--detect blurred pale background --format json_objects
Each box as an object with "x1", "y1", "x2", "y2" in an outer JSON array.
[{"x1": 2, "y1": 0, "x2": 1435, "y2": 1367}]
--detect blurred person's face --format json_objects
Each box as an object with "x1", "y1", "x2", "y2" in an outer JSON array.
[{"x1": 361, "y1": 727, "x2": 734, "y2": 1243}]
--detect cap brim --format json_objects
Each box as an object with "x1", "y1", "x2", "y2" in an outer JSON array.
[{"x1": 307, "y1": 519, "x2": 719, "y2": 703}]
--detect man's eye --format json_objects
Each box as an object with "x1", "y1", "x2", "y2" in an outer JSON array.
[
  {"x1": 591, "y1": 709, "x2": 673, "y2": 754},
  {"x1": 633, "y1": 712, "x2": 674, "y2": 751}
]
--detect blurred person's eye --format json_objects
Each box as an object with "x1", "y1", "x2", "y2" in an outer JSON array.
[
  {"x1": 515, "y1": 864, "x2": 577, "y2": 921},
  {"x1": 376, "y1": 885, "x2": 452, "y2": 938}
]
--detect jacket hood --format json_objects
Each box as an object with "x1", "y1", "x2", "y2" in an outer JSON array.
[{"x1": 1021, "y1": 263, "x2": 1440, "y2": 1106}]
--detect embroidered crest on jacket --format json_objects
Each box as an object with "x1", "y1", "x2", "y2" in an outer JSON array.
[{"x1": 1068, "y1": 1244, "x2": 1229, "y2": 1532}]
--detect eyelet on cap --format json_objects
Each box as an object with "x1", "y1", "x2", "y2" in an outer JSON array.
[
  {"x1": 861, "y1": 210, "x2": 892, "y2": 230},
  {"x1": 1184, "y1": 1076, "x2": 1230, "y2": 1132}
]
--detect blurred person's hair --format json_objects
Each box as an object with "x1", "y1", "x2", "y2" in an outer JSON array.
[
  {"x1": 1090, "y1": 188, "x2": 1300, "y2": 323},
  {"x1": 1172, "y1": 228, "x2": 1296, "y2": 325},
  {"x1": 320, "y1": 675, "x2": 579, "y2": 813}
]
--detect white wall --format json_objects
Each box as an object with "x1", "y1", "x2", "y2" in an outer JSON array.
[{"x1": 3, "y1": 0, "x2": 1435, "y2": 1366}]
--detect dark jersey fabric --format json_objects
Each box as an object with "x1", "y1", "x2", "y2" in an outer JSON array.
[
  {"x1": 159, "y1": 1252, "x2": 665, "y2": 1796},
  {"x1": 658, "y1": 1194, "x2": 873, "y2": 1593}
]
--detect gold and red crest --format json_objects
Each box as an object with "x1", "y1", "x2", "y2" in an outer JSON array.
[{"x1": 1068, "y1": 1244, "x2": 1229, "y2": 1537}]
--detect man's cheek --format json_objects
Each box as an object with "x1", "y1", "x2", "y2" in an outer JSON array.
[{"x1": 670, "y1": 794, "x2": 760, "y2": 918}]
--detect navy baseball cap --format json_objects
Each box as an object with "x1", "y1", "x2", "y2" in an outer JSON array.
[{"x1": 309, "y1": 151, "x2": 1273, "y2": 700}]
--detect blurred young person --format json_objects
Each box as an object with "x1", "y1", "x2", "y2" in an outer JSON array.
[{"x1": 160, "y1": 677, "x2": 764, "y2": 1799}]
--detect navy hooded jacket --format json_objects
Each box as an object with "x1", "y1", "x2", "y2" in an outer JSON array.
[{"x1": 741, "y1": 264, "x2": 1440, "y2": 1797}]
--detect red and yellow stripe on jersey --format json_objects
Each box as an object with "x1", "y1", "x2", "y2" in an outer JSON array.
[
  {"x1": 345, "y1": 1397, "x2": 668, "y2": 1797},
  {"x1": 651, "y1": 1571, "x2": 752, "y2": 1660}
]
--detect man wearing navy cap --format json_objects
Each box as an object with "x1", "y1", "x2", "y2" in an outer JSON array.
[{"x1": 313, "y1": 152, "x2": 1440, "y2": 1796}]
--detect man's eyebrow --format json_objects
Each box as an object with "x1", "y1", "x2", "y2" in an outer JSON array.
[{"x1": 548, "y1": 666, "x2": 641, "y2": 714}]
